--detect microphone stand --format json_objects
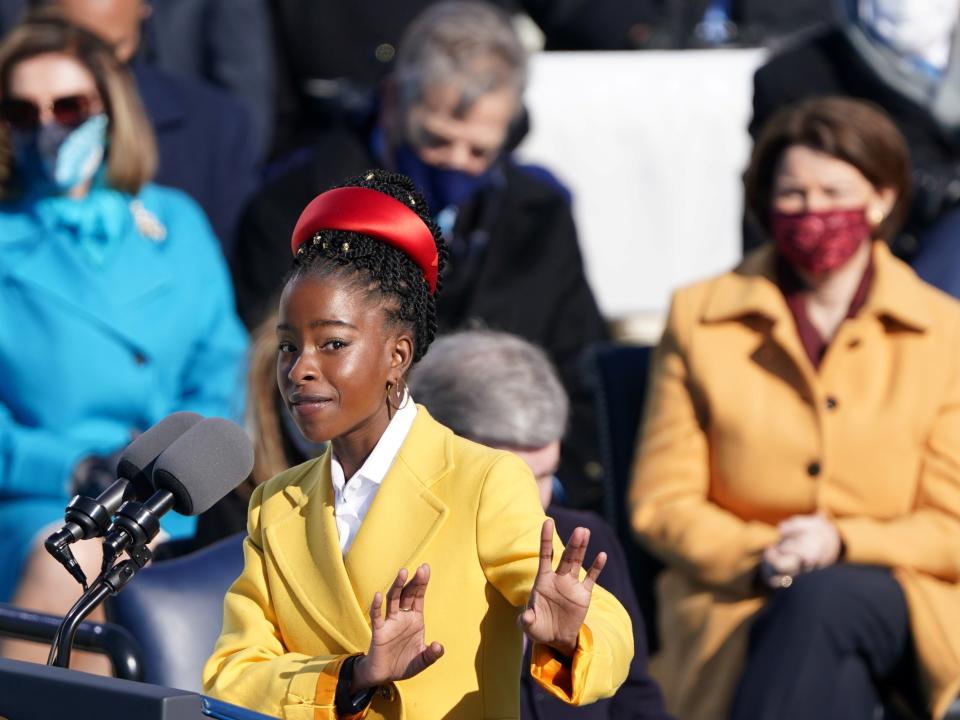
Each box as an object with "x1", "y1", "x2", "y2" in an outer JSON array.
[{"x1": 47, "y1": 542, "x2": 153, "y2": 670}]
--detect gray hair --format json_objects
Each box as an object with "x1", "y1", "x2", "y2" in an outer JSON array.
[
  {"x1": 394, "y1": 1, "x2": 527, "y2": 118},
  {"x1": 408, "y1": 330, "x2": 568, "y2": 447}
]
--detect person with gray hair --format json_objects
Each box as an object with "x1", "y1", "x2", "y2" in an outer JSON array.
[
  {"x1": 410, "y1": 330, "x2": 672, "y2": 720},
  {"x1": 233, "y1": 1, "x2": 608, "y2": 515}
]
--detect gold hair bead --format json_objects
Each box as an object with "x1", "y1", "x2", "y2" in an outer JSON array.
[
  {"x1": 408, "y1": 195, "x2": 416, "y2": 206},
  {"x1": 365, "y1": 172, "x2": 374, "y2": 180},
  {"x1": 341, "y1": 241, "x2": 350, "y2": 252}
]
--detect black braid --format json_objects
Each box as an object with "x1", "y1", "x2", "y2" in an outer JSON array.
[{"x1": 289, "y1": 169, "x2": 449, "y2": 363}]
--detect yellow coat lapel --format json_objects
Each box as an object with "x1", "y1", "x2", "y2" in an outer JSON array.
[
  {"x1": 264, "y1": 452, "x2": 372, "y2": 652},
  {"x1": 345, "y1": 407, "x2": 451, "y2": 612}
]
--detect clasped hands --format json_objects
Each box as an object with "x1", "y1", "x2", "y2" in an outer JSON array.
[
  {"x1": 759, "y1": 512, "x2": 842, "y2": 590},
  {"x1": 351, "y1": 518, "x2": 606, "y2": 691}
]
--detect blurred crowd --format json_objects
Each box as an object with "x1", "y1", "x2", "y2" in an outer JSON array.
[{"x1": 2, "y1": 0, "x2": 960, "y2": 718}]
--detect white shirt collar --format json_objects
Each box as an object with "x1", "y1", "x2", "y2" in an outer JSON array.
[{"x1": 330, "y1": 400, "x2": 418, "y2": 493}]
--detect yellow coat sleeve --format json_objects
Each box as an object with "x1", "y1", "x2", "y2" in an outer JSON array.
[
  {"x1": 629, "y1": 291, "x2": 778, "y2": 593},
  {"x1": 836, "y1": 327, "x2": 960, "y2": 582},
  {"x1": 475, "y1": 452, "x2": 633, "y2": 705},
  {"x1": 202, "y1": 483, "x2": 357, "y2": 720}
]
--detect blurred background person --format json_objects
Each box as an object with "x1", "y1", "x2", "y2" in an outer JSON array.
[
  {"x1": 750, "y1": 0, "x2": 960, "y2": 297},
  {"x1": 234, "y1": 1, "x2": 608, "y2": 512},
  {"x1": 631, "y1": 97, "x2": 960, "y2": 720},
  {"x1": 409, "y1": 329, "x2": 672, "y2": 720},
  {"x1": 0, "y1": 14, "x2": 247, "y2": 669},
  {"x1": 1, "y1": 0, "x2": 261, "y2": 255},
  {"x1": 1, "y1": 0, "x2": 274, "y2": 158},
  {"x1": 266, "y1": 0, "x2": 663, "y2": 157},
  {"x1": 138, "y1": 0, "x2": 274, "y2": 161}
]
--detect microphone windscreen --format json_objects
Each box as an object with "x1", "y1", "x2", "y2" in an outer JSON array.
[
  {"x1": 116, "y1": 412, "x2": 204, "y2": 499},
  {"x1": 151, "y1": 418, "x2": 254, "y2": 515}
]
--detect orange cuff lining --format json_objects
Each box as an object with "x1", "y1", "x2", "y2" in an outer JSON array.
[{"x1": 529, "y1": 624, "x2": 595, "y2": 705}]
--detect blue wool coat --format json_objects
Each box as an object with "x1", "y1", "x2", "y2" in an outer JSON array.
[{"x1": 0, "y1": 182, "x2": 249, "y2": 601}]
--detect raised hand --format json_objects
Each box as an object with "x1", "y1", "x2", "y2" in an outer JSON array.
[
  {"x1": 519, "y1": 519, "x2": 607, "y2": 657},
  {"x1": 352, "y1": 564, "x2": 445, "y2": 691}
]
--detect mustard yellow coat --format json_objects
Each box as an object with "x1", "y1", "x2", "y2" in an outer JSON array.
[
  {"x1": 204, "y1": 407, "x2": 633, "y2": 719},
  {"x1": 630, "y1": 242, "x2": 960, "y2": 720}
]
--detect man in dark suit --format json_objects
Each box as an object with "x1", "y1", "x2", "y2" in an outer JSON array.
[
  {"x1": 24, "y1": 0, "x2": 259, "y2": 255},
  {"x1": 139, "y1": 0, "x2": 274, "y2": 160},
  {"x1": 234, "y1": 2, "x2": 608, "y2": 511},
  {"x1": 267, "y1": 0, "x2": 662, "y2": 155}
]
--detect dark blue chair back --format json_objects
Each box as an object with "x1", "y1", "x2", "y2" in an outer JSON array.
[
  {"x1": 584, "y1": 342, "x2": 664, "y2": 650},
  {"x1": 105, "y1": 532, "x2": 246, "y2": 692}
]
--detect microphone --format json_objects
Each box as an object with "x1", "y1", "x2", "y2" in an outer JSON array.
[
  {"x1": 100, "y1": 417, "x2": 254, "y2": 570},
  {"x1": 45, "y1": 412, "x2": 203, "y2": 587}
]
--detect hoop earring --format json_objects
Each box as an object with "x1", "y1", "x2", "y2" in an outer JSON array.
[{"x1": 387, "y1": 377, "x2": 410, "y2": 410}]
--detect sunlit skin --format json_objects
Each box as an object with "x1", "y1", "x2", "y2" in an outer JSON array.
[
  {"x1": 277, "y1": 273, "x2": 607, "y2": 691},
  {"x1": 7, "y1": 53, "x2": 104, "y2": 199},
  {"x1": 276, "y1": 275, "x2": 412, "y2": 481},
  {"x1": 398, "y1": 83, "x2": 518, "y2": 176},
  {"x1": 56, "y1": 0, "x2": 150, "y2": 63},
  {"x1": 761, "y1": 145, "x2": 898, "y2": 587}
]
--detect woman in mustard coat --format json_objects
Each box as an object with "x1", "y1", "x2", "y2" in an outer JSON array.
[
  {"x1": 203, "y1": 170, "x2": 633, "y2": 719},
  {"x1": 631, "y1": 97, "x2": 960, "y2": 720}
]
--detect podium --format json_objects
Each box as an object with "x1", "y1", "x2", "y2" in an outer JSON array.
[{"x1": 0, "y1": 658, "x2": 275, "y2": 720}]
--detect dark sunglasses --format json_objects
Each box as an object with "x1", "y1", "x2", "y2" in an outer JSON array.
[{"x1": 0, "y1": 93, "x2": 98, "y2": 131}]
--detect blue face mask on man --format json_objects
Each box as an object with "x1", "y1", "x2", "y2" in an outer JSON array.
[
  {"x1": 393, "y1": 143, "x2": 497, "y2": 215},
  {"x1": 12, "y1": 113, "x2": 109, "y2": 194}
]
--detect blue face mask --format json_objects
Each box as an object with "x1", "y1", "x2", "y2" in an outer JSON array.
[
  {"x1": 12, "y1": 113, "x2": 108, "y2": 194},
  {"x1": 394, "y1": 143, "x2": 497, "y2": 215}
]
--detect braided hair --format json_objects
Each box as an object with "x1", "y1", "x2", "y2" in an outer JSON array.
[{"x1": 289, "y1": 169, "x2": 449, "y2": 363}]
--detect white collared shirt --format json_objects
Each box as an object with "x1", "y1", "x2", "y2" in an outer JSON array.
[{"x1": 330, "y1": 400, "x2": 418, "y2": 555}]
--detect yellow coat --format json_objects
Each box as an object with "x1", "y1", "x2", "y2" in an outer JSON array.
[
  {"x1": 204, "y1": 407, "x2": 632, "y2": 719},
  {"x1": 630, "y1": 242, "x2": 960, "y2": 720}
]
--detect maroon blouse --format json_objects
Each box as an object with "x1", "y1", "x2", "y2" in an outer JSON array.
[{"x1": 776, "y1": 255, "x2": 875, "y2": 370}]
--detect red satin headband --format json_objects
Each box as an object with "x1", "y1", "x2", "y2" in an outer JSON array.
[{"x1": 290, "y1": 186, "x2": 439, "y2": 294}]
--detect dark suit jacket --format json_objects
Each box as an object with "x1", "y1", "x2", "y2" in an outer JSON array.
[
  {"x1": 751, "y1": 28, "x2": 960, "y2": 258},
  {"x1": 521, "y1": 506, "x2": 672, "y2": 720},
  {"x1": 133, "y1": 61, "x2": 258, "y2": 256},
  {"x1": 141, "y1": 0, "x2": 274, "y2": 158},
  {"x1": 232, "y1": 122, "x2": 608, "y2": 509}
]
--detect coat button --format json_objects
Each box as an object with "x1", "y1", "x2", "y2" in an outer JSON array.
[
  {"x1": 807, "y1": 461, "x2": 821, "y2": 477},
  {"x1": 825, "y1": 396, "x2": 838, "y2": 411}
]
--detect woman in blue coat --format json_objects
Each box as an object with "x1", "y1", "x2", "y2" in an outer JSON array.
[{"x1": 0, "y1": 14, "x2": 247, "y2": 667}]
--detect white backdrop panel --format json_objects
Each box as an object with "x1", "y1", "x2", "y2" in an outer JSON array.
[{"x1": 516, "y1": 49, "x2": 768, "y2": 320}]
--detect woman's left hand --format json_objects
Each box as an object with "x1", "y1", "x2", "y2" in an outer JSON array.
[
  {"x1": 777, "y1": 512, "x2": 842, "y2": 572},
  {"x1": 519, "y1": 519, "x2": 607, "y2": 657}
]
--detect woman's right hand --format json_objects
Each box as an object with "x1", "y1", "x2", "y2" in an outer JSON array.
[
  {"x1": 759, "y1": 544, "x2": 802, "y2": 589},
  {"x1": 351, "y1": 564, "x2": 445, "y2": 691}
]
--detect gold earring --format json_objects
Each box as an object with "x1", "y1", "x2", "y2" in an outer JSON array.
[
  {"x1": 386, "y1": 378, "x2": 410, "y2": 410},
  {"x1": 867, "y1": 207, "x2": 885, "y2": 227}
]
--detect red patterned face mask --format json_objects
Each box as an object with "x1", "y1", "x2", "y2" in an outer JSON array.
[{"x1": 770, "y1": 208, "x2": 871, "y2": 275}]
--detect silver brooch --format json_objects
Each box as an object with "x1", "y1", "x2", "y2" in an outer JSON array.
[{"x1": 130, "y1": 200, "x2": 167, "y2": 243}]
